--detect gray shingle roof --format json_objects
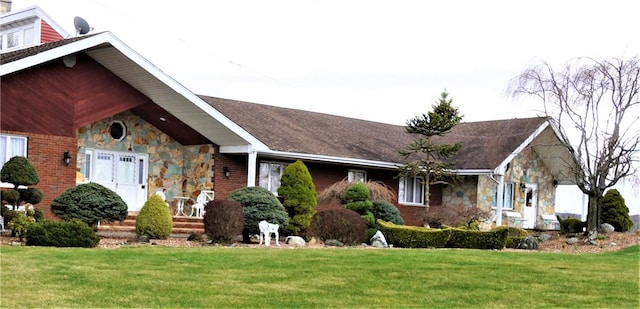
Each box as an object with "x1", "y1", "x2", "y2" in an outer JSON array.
[{"x1": 199, "y1": 95, "x2": 548, "y2": 170}]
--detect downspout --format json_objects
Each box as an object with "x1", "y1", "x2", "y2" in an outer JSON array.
[{"x1": 247, "y1": 151, "x2": 257, "y2": 187}]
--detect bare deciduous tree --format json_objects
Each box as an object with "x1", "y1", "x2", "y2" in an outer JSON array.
[{"x1": 508, "y1": 56, "x2": 640, "y2": 232}]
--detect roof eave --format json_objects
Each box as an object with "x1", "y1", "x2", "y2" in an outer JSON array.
[{"x1": 0, "y1": 32, "x2": 268, "y2": 150}]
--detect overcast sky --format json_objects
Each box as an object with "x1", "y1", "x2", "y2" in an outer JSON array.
[{"x1": 9, "y1": 0, "x2": 640, "y2": 214}]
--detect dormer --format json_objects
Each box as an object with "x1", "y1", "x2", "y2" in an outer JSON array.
[{"x1": 0, "y1": 5, "x2": 69, "y2": 53}]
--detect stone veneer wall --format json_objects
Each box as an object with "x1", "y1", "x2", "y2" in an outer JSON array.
[
  {"x1": 76, "y1": 111, "x2": 215, "y2": 201},
  {"x1": 476, "y1": 145, "x2": 556, "y2": 228},
  {"x1": 442, "y1": 176, "x2": 478, "y2": 207}
]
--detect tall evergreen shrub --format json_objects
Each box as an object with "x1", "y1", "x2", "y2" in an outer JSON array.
[
  {"x1": 601, "y1": 189, "x2": 633, "y2": 232},
  {"x1": 135, "y1": 194, "x2": 173, "y2": 239},
  {"x1": 277, "y1": 160, "x2": 317, "y2": 235}
]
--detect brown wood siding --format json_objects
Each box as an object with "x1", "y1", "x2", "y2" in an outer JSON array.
[
  {"x1": 0, "y1": 54, "x2": 150, "y2": 136},
  {"x1": 40, "y1": 20, "x2": 64, "y2": 43}
]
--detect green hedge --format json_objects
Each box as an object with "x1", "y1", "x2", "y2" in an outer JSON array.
[
  {"x1": 445, "y1": 227, "x2": 508, "y2": 250},
  {"x1": 378, "y1": 220, "x2": 451, "y2": 248},
  {"x1": 25, "y1": 219, "x2": 100, "y2": 248}
]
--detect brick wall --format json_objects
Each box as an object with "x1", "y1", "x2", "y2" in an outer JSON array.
[{"x1": 1, "y1": 130, "x2": 77, "y2": 220}]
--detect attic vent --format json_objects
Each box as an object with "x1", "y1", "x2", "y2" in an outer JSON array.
[{"x1": 109, "y1": 121, "x2": 126, "y2": 141}]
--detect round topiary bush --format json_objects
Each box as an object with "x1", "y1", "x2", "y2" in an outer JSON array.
[
  {"x1": 204, "y1": 200, "x2": 245, "y2": 243},
  {"x1": 601, "y1": 189, "x2": 633, "y2": 232},
  {"x1": 51, "y1": 182, "x2": 128, "y2": 226},
  {"x1": 309, "y1": 208, "x2": 367, "y2": 245},
  {"x1": 135, "y1": 194, "x2": 173, "y2": 239},
  {"x1": 227, "y1": 186, "x2": 289, "y2": 241},
  {"x1": 371, "y1": 200, "x2": 405, "y2": 225},
  {"x1": 26, "y1": 219, "x2": 100, "y2": 247},
  {"x1": 0, "y1": 156, "x2": 39, "y2": 188}
]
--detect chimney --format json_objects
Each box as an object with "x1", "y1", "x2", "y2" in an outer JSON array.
[{"x1": 0, "y1": 0, "x2": 12, "y2": 14}]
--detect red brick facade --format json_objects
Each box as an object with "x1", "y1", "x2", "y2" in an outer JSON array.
[{"x1": 1, "y1": 130, "x2": 77, "y2": 220}]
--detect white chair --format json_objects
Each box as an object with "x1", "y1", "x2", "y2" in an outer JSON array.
[
  {"x1": 154, "y1": 189, "x2": 168, "y2": 207},
  {"x1": 191, "y1": 190, "x2": 214, "y2": 218}
]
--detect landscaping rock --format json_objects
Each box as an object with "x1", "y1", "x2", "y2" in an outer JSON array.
[
  {"x1": 601, "y1": 223, "x2": 615, "y2": 234},
  {"x1": 370, "y1": 230, "x2": 389, "y2": 248},
  {"x1": 537, "y1": 233, "x2": 552, "y2": 242},
  {"x1": 325, "y1": 239, "x2": 344, "y2": 247},
  {"x1": 516, "y1": 236, "x2": 539, "y2": 250},
  {"x1": 566, "y1": 237, "x2": 579, "y2": 245},
  {"x1": 285, "y1": 236, "x2": 306, "y2": 247}
]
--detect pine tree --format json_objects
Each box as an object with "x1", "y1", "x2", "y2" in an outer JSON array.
[
  {"x1": 398, "y1": 91, "x2": 463, "y2": 206},
  {"x1": 277, "y1": 160, "x2": 317, "y2": 235}
]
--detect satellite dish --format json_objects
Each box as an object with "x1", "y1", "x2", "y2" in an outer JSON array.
[{"x1": 74, "y1": 16, "x2": 92, "y2": 35}]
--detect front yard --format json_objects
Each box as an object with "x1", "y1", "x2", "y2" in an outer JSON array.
[{"x1": 1, "y1": 238, "x2": 638, "y2": 308}]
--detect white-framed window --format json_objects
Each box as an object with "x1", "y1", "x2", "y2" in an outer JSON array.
[
  {"x1": 0, "y1": 134, "x2": 28, "y2": 188},
  {"x1": 1, "y1": 24, "x2": 37, "y2": 52},
  {"x1": 259, "y1": 161, "x2": 288, "y2": 195},
  {"x1": 348, "y1": 169, "x2": 366, "y2": 182},
  {"x1": 492, "y1": 182, "x2": 514, "y2": 209},
  {"x1": 398, "y1": 176, "x2": 424, "y2": 205},
  {"x1": 0, "y1": 134, "x2": 27, "y2": 167}
]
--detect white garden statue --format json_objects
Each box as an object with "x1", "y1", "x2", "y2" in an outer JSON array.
[{"x1": 258, "y1": 220, "x2": 280, "y2": 246}]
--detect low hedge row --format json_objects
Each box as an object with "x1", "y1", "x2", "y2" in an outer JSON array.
[
  {"x1": 377, "y1": 220, "x2": 508, "y2": 250},
  {"x1": 378, "y1": 220, "x2": 451, "y2": 248},
  {"x1": 446, "y1": 227, "x2": 508, "y2": 250}
]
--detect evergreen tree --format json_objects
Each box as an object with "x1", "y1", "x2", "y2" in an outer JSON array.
[
  {"x1": 278, "y1": 160, "x2": 317, "y2": 235},
  {"x1": 398, "y1": 91, "x2": 463, "y2": 206},
  {"x1": 601, "y1": 189, "x2": 633, "y2": 232}
]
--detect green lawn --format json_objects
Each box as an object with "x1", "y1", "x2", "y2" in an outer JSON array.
[{"x1": 1, "y1": 245, "x2": 638, "y2": 308}]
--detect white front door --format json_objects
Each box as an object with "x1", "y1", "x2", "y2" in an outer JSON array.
[
  {"x1": 522, "y1": 183, "x2": 538, "y2": 229},
  {"x1": 91, "y1": 149, "x2": 148, "y2": 211}
]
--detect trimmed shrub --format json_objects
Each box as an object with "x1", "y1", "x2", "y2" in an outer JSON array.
[
  {"x1": 204, "y1": 200, "x2": 245, "y2": 243},
  {"x1": 601, "y1": 189, "x2": 633, "y2": 232},
  {"x1": 26, "y1": 219, "x2": 99, "y2": 247},
  {"x1": 228, "y1": 186, "x2": 289, "y2": 239},
  {"x1": 1, "y1": 205, "x2": 17, "y2": 226},
  {"x1": 378, "y1": 220, "x2": 451, "y2": 248},
  {"x1": 0, "y1": 156, "x2": 39, "y2": 187},
  {"x1": 21, "y1": 188, "x2": 43, "y2": 205},
  {"x1": 445, "y1": 227, "x2": 508, "y2": 250},
  {"x1": 135, "y1": 194, "x2": 173, "y2": 239},
  {"x1": 371, "y1": 200, "x2": 405, "y2": 225},
  {"x1": 51, "y1": 182, "x2": 128, "y2": 226},
  {"x1": 309, "y1": 208, "x2": 367, "y2": 245},
  {"x1": 558, "y1": 217, "x2": 586, "y2": 234},
  {"x1": 496, "y1": 226, "x2": 529, "y2": 248},
  {"x1": 277, "y1": 160, "x2": 317, "y2": 235},
  {"x1": 1, "y1": 190, "x2": 20, "y2": 206}
]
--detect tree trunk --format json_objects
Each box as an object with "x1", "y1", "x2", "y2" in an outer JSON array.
[{"x1": 586, "y1": 194, "x2": 602, "y2": 233}]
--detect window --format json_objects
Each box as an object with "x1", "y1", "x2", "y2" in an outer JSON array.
[
  {"x1": 0, "y1": 134, "x2": 27, "y2": 188},
  {"x1": 398, "y1": 177, "x2": 424, "y2": 205},
  {"x1": 109, "y1": 121, "x2": 127, "y2": 141},
  {"x1": 259, "y1": 161, "x2": 288, "y2": 194},
  {"x1": 348, "y1": 169, "x2": 366, "y2": 182},
  {"x1": 492, "y1": 182, "x2": 514, "y2": 209},
  {"x1": 0, "y1": 134, "x2": 27, "y2": 167},
  {"x1": 1, "y1": 25, "x2": 37, "y2": 52}
]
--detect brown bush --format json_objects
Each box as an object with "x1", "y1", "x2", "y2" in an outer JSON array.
[
  {"x1": 309, "y1": 208, "x2": 367, "y2": 245},
  {"x1": 204, "y1": 200, "x2": 245, "y2": 243},
  {"x1": 425, "y1": 205, "x2": 492, "y2": 229}
]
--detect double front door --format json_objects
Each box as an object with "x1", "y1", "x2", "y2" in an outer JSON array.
[{"x1": 88, "y1": 149, "x2": 148, "y2": 211}]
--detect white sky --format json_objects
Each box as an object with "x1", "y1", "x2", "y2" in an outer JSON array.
[{"x1": 9, "y1": 0, "x2": 640, "y2": 215}]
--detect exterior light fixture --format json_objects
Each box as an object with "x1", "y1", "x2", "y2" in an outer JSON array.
[
  {"x1": 63, "y1": 151, "x2": 72, "y2": 165},
  {"x1": 223, "y1": 166, "x2": 230, "y2": 178}
]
